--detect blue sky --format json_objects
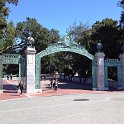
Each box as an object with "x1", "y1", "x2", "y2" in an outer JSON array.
[{"x1": 7, "y1": 0, "x2": 122, "y2": 35}]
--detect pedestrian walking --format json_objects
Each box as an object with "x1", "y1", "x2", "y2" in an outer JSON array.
[
  {"x1": 18, "y1": 81, "x2": 24, "y2": 95},
  {"x1": 10, "y1": 73, "x2": 12, "y2": 80},
  {"x1": 53, "y1": 78, "x2": 58, "y2": 92},
  {"x1": 50, "y1": 77, "x2": 54, "y2": 88},
  {"x1": 7, "y1": 74, "x2": 9, "y2": 80}
]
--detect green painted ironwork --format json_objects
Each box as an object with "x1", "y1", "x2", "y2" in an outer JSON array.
[
  {"x1": 104, "y1": 59, "x2": 122, "y2": 89},
  {"x1": 35, "y1": 59, "x2": 41, "y2": 89},
  {"x1": 92, "y1": 57, "x2": 97, "y2": 89},
  {"x1": 19, "y1": 57, "x2": 26, "y2": 84},
  {"x1": 35, "y1": 36, "x2": 94, "y2": 89},
  {"x1": 0, "y1": 54, "x2": 25, "y2": 91}
]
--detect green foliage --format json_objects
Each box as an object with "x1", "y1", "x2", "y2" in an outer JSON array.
[
  {"x1": 64, "y1": 18, "x2": 122, "y2": 76},
  {"x1": 118, "y1": 0, "x2": 124, "y2": 26},
  {"x1": 0, "y1": 0, "x2": 18, "y2": 29},
  {"x1": 0, "y1": 21, "x2": 16, "y2": 53},
  {"x1": 118, "y1": 0, "x2": 124, "y2": 7},
  {"x1": 16, "y1": 17, "x2": 60, "y2": 73},
  {"x1": 6, "y1": 0, "x2": 18, "y2": 5},
  {"x1": 0, "y1": 0, "x2": 123, "y2": 76},
  {"x1": 16, "y1": 17, "x2": 60, "y2": 53},
  {"x1": 91, "y1": 18, "x2": 121, "y2": 58},
  {"x1": 0, "y1": 0, "x2": 18, "y2": 53}
]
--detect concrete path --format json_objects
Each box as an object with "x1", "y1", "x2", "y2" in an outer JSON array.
[
  {"x1": 1, "y1": 79, "x2": 124, "y2": 124},
  {"x1": 1, "y1": 91, "x2": 124, "y2": 124}
]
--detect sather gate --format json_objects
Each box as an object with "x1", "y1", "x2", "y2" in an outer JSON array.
[
  {"x1": 35, "y1": 36, "x2": 95, "y2": 91},
  {"x1": 1, "y1": 36, "x2": 124, "y2": 93}
]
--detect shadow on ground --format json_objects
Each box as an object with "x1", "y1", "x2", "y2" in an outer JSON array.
[
  {"x1": 58, "y1": 81, "x2": 92, "y2": 90},
  {"x1": 3, "y1": 84, "x2": 18, "y2": 93},
  {"x1": 42, "y1": 80, "x2": 92, "y2": 91}
]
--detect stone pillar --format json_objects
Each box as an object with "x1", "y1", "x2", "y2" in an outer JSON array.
[
  {"x1": 95, "y1": 52, "x2": 105, "y2": 90},
  {"x1": 120, "y1": 54, "x2": 124, "y2": 89},
  {"x1": 25, "y1": 47, "x2": 36, "y2": 93}
]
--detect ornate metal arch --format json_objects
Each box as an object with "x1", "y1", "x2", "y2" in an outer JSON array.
[
  {"x1": 35, "y1": 36, "x2": 94, "y2": 89},
  {"x1": 36, "y1": 44, "x2": 93, "y2": 60}
]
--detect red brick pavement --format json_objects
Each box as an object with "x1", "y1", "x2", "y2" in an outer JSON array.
[
  {"x1": 0, "y1": 89, "x2": 103, "y2": 101},
  {"x1": 0, "y1": 79, "x2": 123, "y2": 101}
]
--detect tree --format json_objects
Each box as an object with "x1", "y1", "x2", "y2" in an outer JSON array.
[
  {"x1": 67, "y1": 21, "x2": 90, "y2": 42},
  {"x1": 65, "y1": 22, "x2": 93, "y2": 76},
  {"x1": 118, "y1": 0, "x2": 124, "y2": 50},
  {"x1": 91, "y1": 18, "x2": 121, "y2": 58},
  {"x1": 16, "y1": 17, "x2": 60, "y2": 53},
  {"x1": 0, "y1": 0, "x2": 19, "y2": 53},
  {"x1": 0, "y1": 0, "x2": 18, "y2": 29},
  {"x1": 65, "y1": 18, "x2": 122, "y2": 76},
  {"x1": 16, "y1": 17, "x2": 60, "y2": 73},
  {"x1": 0, "y1": 21, "x2": 16, "y2": 53},
  {"x1": 118, "y1": 0, "x2": 124, "y2": 24}
]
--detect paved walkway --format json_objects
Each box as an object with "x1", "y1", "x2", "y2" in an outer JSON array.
[
  {"x1": 1, "y1": 79, "x2": 124, "y2": 124},
  {"x1": 0, "y1": 79, "x2": 124, "y2": 101},
  {"x1": 1, "y1": 90, "x2": 124, "y2": 124}
]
